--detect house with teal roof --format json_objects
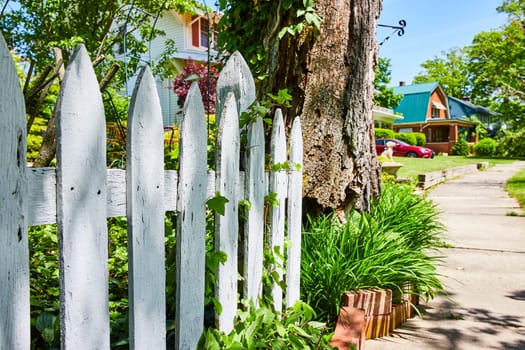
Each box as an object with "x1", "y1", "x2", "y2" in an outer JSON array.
[{"x1": 392, "y1": 82, "x2": 477, "y2": 155}]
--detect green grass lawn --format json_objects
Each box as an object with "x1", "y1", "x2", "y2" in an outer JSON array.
[
  {"x1": 506, "y1": 167, "x2": 525, "y2": 215},
  {"x1": 393, "y1": 156, "x2": 515, "y2": 179}
]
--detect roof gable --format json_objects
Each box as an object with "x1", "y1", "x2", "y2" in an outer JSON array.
[
  {"x1": 393, "y1": 82, "x2": 439, "y2": 95},
  {"x1": 392, "y1": 82, "x2": 448, "y2": 123},
  {"x1": 447, "y1": 96, "x2": 498, "y2": 119}
]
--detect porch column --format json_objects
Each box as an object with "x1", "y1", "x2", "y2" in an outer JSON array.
[{"x1": 449, "y1": 124, "x2": 458, "y2": 143}]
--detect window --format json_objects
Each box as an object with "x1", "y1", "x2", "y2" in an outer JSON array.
[
  {"x1": 434, "y1": 127, "x2": 449, "y2": 142},
  {"x1": 431, "y1": 108, "x2": 440, "y2": 118},
  {"x1": 191, "y1": 16, "x2": 217, "y2": 50}
]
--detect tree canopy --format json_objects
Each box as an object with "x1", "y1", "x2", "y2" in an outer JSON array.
[
  {"x1": 374, "y1": 57, "x2": 402, "y2": 109},
  {"x1": 1, "y1": 0, "x2": 202, "y2": 165},
  {"x1": 413, "y1": 47, "x2": 471, "y2": 99},
  {"x1": 1, "y1": 0, "x2": 201, "y2": 78},
  {"x1": 412, "y1": 0, "x2": 525, "y2": 130}
]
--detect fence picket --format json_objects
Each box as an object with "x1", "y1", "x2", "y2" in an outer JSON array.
[
  {"x1": 176, "y1": 82, "x2": 208, "y2": 349},
  {"x1": 286, "y1": 117, "x2": 304, "y2": 307},
  {"x1": 216, "y1": 51, "x2": 256, "y2": 125},
  {"x1": 244, "y1": 117, "x2": 266, "y2": 305},
  {"x1": 269, "y1": 109, "x2": 288, "y2": 312},
  {"x1": 0, "y1": 32, "x2": 29, "y2": 350},
  {"x1": 56, "y1": 45, "x2": 109, "y2": 349},
  {"x1": 126, "y1": 66, "x2": 166, "y2": 349},
  {"x1": 1, "y1": 44, "x2": 305, "y2": 349},
  {"x1": 215, "y1": 92, "x2": 241, "y2": 332}
]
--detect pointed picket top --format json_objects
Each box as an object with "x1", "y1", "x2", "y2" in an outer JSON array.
[
  {"x1": 176, "y1": 82, "x2": 208, "y2": 350},
  {"x1": 127, "y1": 65, "x2": 166, "y2": 349},
  {"x1": 56, "y1": 44, "x2": 109, "y2": 349},
  {"x1": 269, "y1": 108, "x2": 288, "y2": 312},
  {"x1": 286, "y1": 117, "x2": 304, "y2": 308},
  {"x1": 215, "y1": 91, "x2": 240, "y2": 333},
  {"x1": 0, "y1": 32, "x2": 30, "y2": 350},
  {"x1": 216, "y1": 51, "x2": 256, "y2": 125},
  {"x1": 244, "y1": 116, "x2": 266, "y2": 305}
]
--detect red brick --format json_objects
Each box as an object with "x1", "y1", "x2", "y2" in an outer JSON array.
[{"x1": 330, "y1": 306, "x2": 366, "y2": 350}]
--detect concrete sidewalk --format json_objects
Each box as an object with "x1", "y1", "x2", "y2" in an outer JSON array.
[{"x1": 366, "y1": 161, "x2": 525, "y2": 350}]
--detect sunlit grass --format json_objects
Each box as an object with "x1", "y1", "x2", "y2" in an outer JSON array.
[
  {"x1": 506, "y1": 168, "x2": 525, "y2": 215},
  {"x1": 394, "y1": 156, "x2": 515, "y2": 179}
]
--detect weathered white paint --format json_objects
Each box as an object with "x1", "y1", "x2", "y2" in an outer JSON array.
[
  {"x1": 286, "y1": 117, "x2": 304, "y2": 308},
  {"x1": 0, "y1": 32, "x2": 29, "y2": 350},
  {"x1": 27, "y1": 167, "x2": 57, "y2": 225},
  {"x1": 215, "y1": 92, "x2": 241, "y2": 332},
  {"x1": 55, "y1": 45, "x2": 109, "y2": 349},
  {"x1": 107, "y1": 168, "x2": 126, "y2": 217},
  {"x1": 175, "y1": 82, "x2": 208, "y2": 350},
  {"x1": 126, "y1": 66, "x2": 166, "y2": 349},
  {"x1": 243, "y1": 117, "x2": 266, "y2": 305},
  {"x1": 26, "y1": 169, "x2": 217, "y2": 225},
  {"x1": 215, "y1": 51, "x2": 256, "y2": 125},
  {"x1": 269, "y1": 109, "x2": 288, "y2": 313}
]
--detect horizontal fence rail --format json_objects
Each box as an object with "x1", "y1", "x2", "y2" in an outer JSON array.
[{"x1": 1, "y1": 31, "x2": 303, "y2": 350}]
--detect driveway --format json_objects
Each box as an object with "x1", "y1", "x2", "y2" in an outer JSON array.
[{"x1": 365, "y1": 161, "x2": 525, "y2": 350}]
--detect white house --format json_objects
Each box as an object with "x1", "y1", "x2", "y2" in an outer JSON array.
[
  {"x1": 123, "y1": 9, "x2": 220, "y2": 126},
  {"x1": 373, "y1": 105, "x2": 403, "y2": 129}
]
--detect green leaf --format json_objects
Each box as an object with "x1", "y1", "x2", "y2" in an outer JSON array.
[
  {"x1": 278, "y1": 27, "x2": 288, "y2": 40},
  {"x1": 272, "y1": 338, "x2": 288, "y2": 349},
  {"x1": 35, "y1": 312, "x2": 58, "y2": 345},
  {"x1": 303, "y1": 0, "x2": 314, "y2": 8},
  {"x1": 227, "y1": 342, "x2": 245, "y2": 350},
  {"x1": 276, "y1": 322, "x2": 287, "y2": 337},
  {"x1": 289, "y1": 324, "x2": 312, "y2": 338},
  {"x1": 265, "y1": 192, "x2": 279, "y2": 207},
  {"x1": 308, "y1": 321, "x2": 327, "y2": 329},
  {"x1": 207, "y1": 192, "x2": 229, "y2": 216},
  {"x1": 239, "y1": 199, "x2": 252, "y2": 211},
  {"x1": 283, "y1": 0, "x2": 294, "y2": 10}
]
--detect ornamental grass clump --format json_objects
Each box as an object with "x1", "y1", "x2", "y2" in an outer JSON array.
[{"x1": 301, "y1": 182, "x2": 446, "y2": 324}]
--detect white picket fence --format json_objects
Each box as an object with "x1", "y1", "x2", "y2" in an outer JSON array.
[{"x1": 0, "y1": 33, "x2": 303, "y2": 350}]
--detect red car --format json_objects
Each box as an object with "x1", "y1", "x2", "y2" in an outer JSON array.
[{"x1": 375, "y1": 138, "x2": 434, "y2": 158}]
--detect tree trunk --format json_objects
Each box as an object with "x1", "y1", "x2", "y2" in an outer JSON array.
[{"x1": 264, "y1": 0, "x2": 382, "y2": 213}]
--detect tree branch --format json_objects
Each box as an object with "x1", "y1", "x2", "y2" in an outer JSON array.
[{"x1": 99, "y1": 62, "x2": 120, "y2": 91}]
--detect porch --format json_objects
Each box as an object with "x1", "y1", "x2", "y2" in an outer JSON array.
[{"x1": 394, "y1": 119, "x2": 477, "y2": 155}]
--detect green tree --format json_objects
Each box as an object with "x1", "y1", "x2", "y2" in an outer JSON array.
[
  {"x1": 468, "y1": 0, "x2": 525, "y2": 130},
  {"x1": 1, "y1": 0, "x2": 201, "y2": 165},
  {"x1": 412, "y1": 0, "x2": 525, "y2": 131},
  {"x1": 374, "y1": 57, "x2": 402, "y2": 108},
  {"x1": 413, "y1": 47, "x2": 471, "y2": 98},
  {"x1": 218, "y1": 0, "x2": 382, "y2": 212}
]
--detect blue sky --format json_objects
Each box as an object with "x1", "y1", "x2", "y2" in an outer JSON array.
[{"x1": 377, "y1": 0, "x2": 508, "y2": 87}]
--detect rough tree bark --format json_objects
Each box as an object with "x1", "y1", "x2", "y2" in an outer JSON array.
[{"x1": 262, "y1": 0, "x2": 382, "y2": 213}]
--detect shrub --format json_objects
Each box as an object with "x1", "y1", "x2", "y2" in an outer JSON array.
[
  {"x1": 395, "y1": 132, "x2": 417, "y2": 145},
  {"x1": 301, "y1": 182, "x2": 445, "y2": 324},
  {"x1": 451, "y1": 138, "x2": 470, "y2": 155},
  {"x1": 496, "y1": 129, "x2": 525, "y2": 158},
  {"x1": 413, "y1": 132, "x2": 426, "y2": 146},
  {"x1": 172, "y1": 60, "x2": 220, "y2": 114},
  {"x1": 375, "y1": 128, "x2": 395, "y2": 139},
  {"x1": 474, "y1": 138, "x2": 497, "y2": 156},
  {"x1": 27, "y1": 117, "x2": 48, "y2": 162},
  {"x1": 198, "y1": 301, "x2": 333, "y2": 349}
]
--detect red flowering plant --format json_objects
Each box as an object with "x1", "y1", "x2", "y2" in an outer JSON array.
[{"x1": 172, "y1": 59, "x2": 220, "y2": 114}]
